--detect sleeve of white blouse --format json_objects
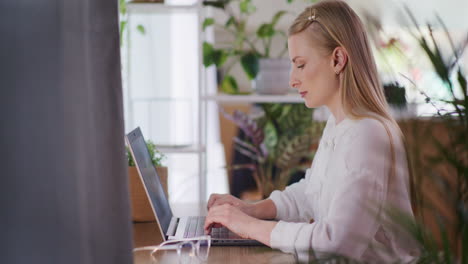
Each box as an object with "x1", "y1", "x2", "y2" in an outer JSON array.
[
  {"x1": 268, "y1": 168, "x2": 313, "y2": 222},
  {"x1": 270, "y1": 120, "x2": 391, "y2": 260}
]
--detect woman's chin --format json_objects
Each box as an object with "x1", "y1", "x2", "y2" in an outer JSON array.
[{"x1": 304, "y1": 100, "x2": 319, "y2": 108}]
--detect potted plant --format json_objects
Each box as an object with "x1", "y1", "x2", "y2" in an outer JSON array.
[
  {"x1": 222, "y1": 104, "x2": 325, "y2": 198},
  {"x1": 399, "y1": 9, "x2": 467, "y2": 261},
  {"x1": 202, "y1": 0, "x2": 317, "y2": 94},
  {"x1": 126, "y1": 140, "x2": 167, "y2": 222}
]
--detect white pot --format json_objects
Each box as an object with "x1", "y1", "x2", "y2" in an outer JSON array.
[{"x1": 252, "y1": 58, "x2": 291, "y2": 95}]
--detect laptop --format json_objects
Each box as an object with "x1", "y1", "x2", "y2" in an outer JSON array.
[{"x1": 125, "y1": 127, "x2": 263, "y2": 246}]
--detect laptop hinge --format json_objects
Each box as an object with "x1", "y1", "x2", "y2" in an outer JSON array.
[{"x1": 166, "y1": 217, "x2": 178, "y2": 237}]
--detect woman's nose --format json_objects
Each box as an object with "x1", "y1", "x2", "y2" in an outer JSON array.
[{"x1": 289, "y1": 78, "x2": 300, "y2": 90}]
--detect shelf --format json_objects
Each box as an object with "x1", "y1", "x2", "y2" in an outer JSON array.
[
  {"x1": 202, "y1": 93, "x2": 304, "y2": 104},
  {"x1": 131, "y1": 97, "x2": 193, "y2": 102},
  {"x1": 155, "y1": 144, "x2": 205, "y2": 154},
  {"x1": 127, "y1": 2, "x2": 199, "y2": 13}
]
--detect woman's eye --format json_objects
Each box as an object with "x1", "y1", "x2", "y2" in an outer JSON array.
[{"x1": 297, "y1": 64, "x2": 305, "y2": 69}]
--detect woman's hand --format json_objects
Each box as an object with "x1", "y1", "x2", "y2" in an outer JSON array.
[
  {"x1": 203, "y1": 203, "x2": 278, "y2": 246},
  {"x1": 204, "y1": 203, "x2": 258, "y2": 239},
  {"x1": 207, "y1": 193, "x2": 255, "y2": 216}
]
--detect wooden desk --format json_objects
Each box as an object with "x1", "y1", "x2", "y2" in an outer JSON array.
[{"x1": 132, "y1": 204, "x2": 296, "y2": 264}]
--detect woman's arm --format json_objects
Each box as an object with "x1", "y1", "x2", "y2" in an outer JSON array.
[
  {"x1": 247, "y1": 198, "x2": 277, "y2": 220},
  {"x1": 208, "y1": 167, "x2": 313, "y2": 222},
  {"x1": 205, "y1": 168, "x2": 313, "y2": 245},
  {"x1": 250, "y1": 219, "x2": 278, "y2": 246}
]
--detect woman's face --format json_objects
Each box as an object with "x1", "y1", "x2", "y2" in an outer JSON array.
[{"x1": 288, "y1": 31, "x2": 338, "y2": 108}]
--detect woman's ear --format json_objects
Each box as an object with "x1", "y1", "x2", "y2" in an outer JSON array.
[{"x1": 331, "y1": 47, "x2": 348, "y2": 75}]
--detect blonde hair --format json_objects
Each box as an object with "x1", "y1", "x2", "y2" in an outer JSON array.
[{"x1": 289, "y1": 0, "x2": 415, "y2": 208}]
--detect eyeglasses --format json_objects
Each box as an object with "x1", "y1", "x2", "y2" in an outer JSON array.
[{"x1": 133, "y1": 235, "x2": 211, "y2": 264}]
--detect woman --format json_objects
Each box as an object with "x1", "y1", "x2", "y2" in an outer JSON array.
[{"x1": 204, "y1": 0, "x2": 417, "y2": 262}]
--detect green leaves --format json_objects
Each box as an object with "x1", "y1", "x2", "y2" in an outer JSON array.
[
  {"x1": 233, "y1": 20, "x2": 247, "y2": 48},
  {"x1": 260, "y1": 103, "x2": 322, "y2": 165},
  {"x1": 222, "y1": 102, "x2": 325, "y2": 197},
  {"x1": 203, "y1": 42, "x2": 228, "y2": 67},
  {"x1": 418, "y1": 34, "x2": 449, "y2": 86},
  {"x1": 119, "y1": 0, "x2": 127, "y2": 15},
  {"x1": 119, "y1": 21, "x2": 127, "y2": 46},
  {"x1": 263, "y1": 121, "x2": 278, "y2": 157},
  {"x1": 239, "y1": 0, "x2": 256, "y2": 14},
  {"x1": 275, "y1": 134, "x2": 312, "y2": 169},
  {"x1": 204, "y1": 41, "x2": 259, "y2": 92},
  {"x1": 126, "y1": 140, "x2": 165, "y2": 167},
  {"x1": 458, "y1": 68, "x2": 467, "y2": 97},
  {"x1": 261, "y1": 103, "x2": 286, "y2": 120},
  {"x1": 137, "y1": 25, "x2": 145, "y2": 35},
  {"x1": 225, "y1": 16, "x2": 236, "y2": 28},
  {"x1": 202, "y1": 18, "x2": 215, "y2": 31},
  {"x1": 278, "y1": 104, "x2": 314, "y2": 132},
  {"x1": 118, "y1": 0, "x2": 145, "y2": 46},
  {"x1": 406, "y1": 7, "x2": 451, "y2": 91},
  {"x1": 221, "y1": 75, "x2": 239, "y2": 94},
  {"x1": 257, "y1": 24, "x2": 275, "y2": 38},
  {"x1": 271, "y1": 11, "x2": 287, "y2": 27},
  {"x1": 256, "y1": 103, "x2": 323, "y2": 170},
  {"x1": 203, "y1": 42, "x2": 215, "y2": 66},
  {"x1": 401, "y1": 9, "x2": 468, "y2": 264},
  {"x1": 201, "y1": 0, "x2": 291, "y2": 84},
  {"x1": 257, "y1": 10, "x2": 287, "y2": 39},
  {"x1": 240, "y1": 52, "x2": 259, "y2": 80}
]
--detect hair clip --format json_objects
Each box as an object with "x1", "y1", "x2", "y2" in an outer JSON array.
[{"x1": 308, "y1": 9, "x2": 316, "y2": 21}]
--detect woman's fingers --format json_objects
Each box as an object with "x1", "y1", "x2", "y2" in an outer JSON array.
[
  {"x1": 207, "y1": 193, "x2": 225, "y2": 209},
  {"x1": 207, "y1": 194, "x2": 218, "y2": 209},
  {"x1": 204, "y1": 204, "x2": 255, "y2": 239},
  {"x1": 204, "y1": 204, "x2": 231, "y2": 233},
  {"x1": 212, "y1": 197, "x2": 234, "y2": 208},
  {"x1": 208, "y1": 194, "x2": 240, "y2": 210},
  {"x1": 204, "y1": 222, "x2": 224, "y2": 234},
  {"x1": 204, "y1": 214, "x2": 222, "y2": 234}
]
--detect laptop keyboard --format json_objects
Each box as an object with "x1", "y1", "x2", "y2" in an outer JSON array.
[
  {"x1": 184, "y1": 216, "x2": 206, "y2": 238},
  {"x1": 183, "y1": 216, "x2": 241, "y2": 239}
]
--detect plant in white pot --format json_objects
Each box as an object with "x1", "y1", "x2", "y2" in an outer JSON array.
[
  {"x1": 202, "y1": 0, "x2": 317, "y2": 95},
  {"x1": 126, "y1": 140, "x2": 167, "y2": 222}
]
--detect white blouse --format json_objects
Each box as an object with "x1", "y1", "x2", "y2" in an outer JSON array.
[{"x1": 269, "y1": 114, "x2": 418, "y2": 263}]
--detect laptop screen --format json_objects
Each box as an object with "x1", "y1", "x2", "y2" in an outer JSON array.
[{"x1": 126, "y1": 127, "x2": 173, "y2": 234}]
